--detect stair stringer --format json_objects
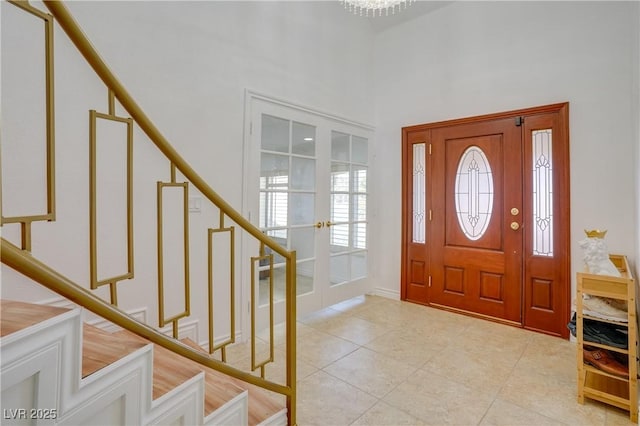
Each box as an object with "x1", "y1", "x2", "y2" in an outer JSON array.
[
  {"x1": 0, "y1": 308, "x2": 79, "y2": 424},
  {"x1": 0, "y1": 306, "x2": 251, "y2": 425},
  {"x1": 203, "y1": 389, "x2": 248, "y2": 426},
  {"x1": 58, "y1": 340, "x2": 155, "y2": 425},
  {"x1": 140, "y1": 371, "x2": 205, "y2": 426},
  {"x1": 1, "y1": 307, "x2": 154, "y2": 424},
  {"x1": 258, "y1": 408, "x2": 288, "y2": 426}
]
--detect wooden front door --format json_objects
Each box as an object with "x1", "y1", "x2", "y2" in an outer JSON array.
[
  {"x1": 431, "y1": 118, "x2": 523, "y2": 323},
  {"x1": 401, "y1": 103, "x2": 570, "y2": 337}
]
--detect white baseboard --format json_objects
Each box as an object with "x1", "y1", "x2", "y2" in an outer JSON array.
[
  {"x1": 41, "y1": 295, "x2": 76, "y2": 309},
  {"x1": 372, "y1": 287, "x2": 400, "y2": 300},
  {"x1": 89, "y1": 308, "x2": 148, "y2": 333},
  {"x1": 40, "y1": 297, "x2": 245, "y2": 358},
  {"x1": 41, "y1": 297, "x2": 150, "y2": 334},
  {"x1": 160, "y1": 319, "x2": 199, "y2": 341},
  {"x1": 197, "y1": 331, "x2": 244, "y2": 353}
]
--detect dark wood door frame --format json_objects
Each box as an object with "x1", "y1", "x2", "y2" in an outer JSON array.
[{"x1": 401, "y1": 103, "x2": 570, "y2": 338}]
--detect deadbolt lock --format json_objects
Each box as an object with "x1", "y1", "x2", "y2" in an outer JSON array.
[{"x1": 511, "y1": 207, "x2": 519, "y2": 216}]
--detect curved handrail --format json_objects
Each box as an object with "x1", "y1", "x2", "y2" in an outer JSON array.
[
  {"x1": 42, "y1": 0, "x2": 289, "y2": 259},
  {"x1": 1, "y1": 237, "x2": 291, "y2": 395}
]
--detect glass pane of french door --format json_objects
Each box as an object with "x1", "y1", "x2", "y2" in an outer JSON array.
[
  {"x1": 329, "y1": 131, "x2": 368, "y2": 287},
  {"x1": 259, "y1": 114, "x2": 318, "y2": 307}
]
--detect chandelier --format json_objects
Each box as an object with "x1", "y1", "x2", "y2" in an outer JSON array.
[{"x1": 342, "y1": 0, "x2": 415, "y2": 17}]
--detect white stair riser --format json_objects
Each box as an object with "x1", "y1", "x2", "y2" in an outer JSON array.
[{"x1": 0, "y1": 308, "x2": 250, "y2": 425}]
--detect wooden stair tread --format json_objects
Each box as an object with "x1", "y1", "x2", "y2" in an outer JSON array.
[
  {"x1": 181, "y1": 338, "x2": 286, "y2": 425},
  {"x1": 1, "y1": 301, "x2": 286, "y2": 423},
  {"x1": 114, "y1": 330, "x2": 247, "y2": 417},
  {"x1": 113, "y1": 330, "x2": 203, "y2": 400},
  {"x1": 1, "y1": 299, "x2": 69, "y2": 337},
  {"x1": 82, "y1": 323, "x2": 147, "y2": 378}
]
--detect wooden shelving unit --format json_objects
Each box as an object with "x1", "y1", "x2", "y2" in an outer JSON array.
[{"x1": 576, "y1": 254, "x2": 637, "y2": 422}]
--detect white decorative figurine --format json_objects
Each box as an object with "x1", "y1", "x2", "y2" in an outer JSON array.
[
  {"x1": 579, "y1": 230, "x2": 621, "y2": 277},
  {"x1": 578, "y1": 229, "x2": 627, "y2": 320}
]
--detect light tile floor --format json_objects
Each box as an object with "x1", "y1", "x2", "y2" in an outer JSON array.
[{"x1": 258, "y1": 294, "x2": 637, "y2": 425}]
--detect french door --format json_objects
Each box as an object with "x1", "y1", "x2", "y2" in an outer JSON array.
[
  {"x1": 245, "y1": 95, "x2": 372, "y2": 324},
  {"x1": 401, "y1": 103, "x2": 570, "y2": 337}
]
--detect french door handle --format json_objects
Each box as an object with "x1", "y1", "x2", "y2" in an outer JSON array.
[{"x1": 314, "y1": 221, "x2": 333, "y2": 228}]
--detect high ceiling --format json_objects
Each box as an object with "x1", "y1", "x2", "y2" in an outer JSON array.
[{"x1": 363, "y1": 1, "x2": 452, "y2": 33}]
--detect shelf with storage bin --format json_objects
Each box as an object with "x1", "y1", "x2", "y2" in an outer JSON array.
[{"x1": 576, "y1": 254, "x2": 637, "y2": 422}]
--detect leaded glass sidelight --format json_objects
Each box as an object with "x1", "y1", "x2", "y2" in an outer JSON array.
[
  {"x1": 455, "y1": 146, "x2": 494, "y2": 241},
  {"x1": 532, "y1": 129, "x2": 553, "y2": 256},
  {"x1": 412, "y1": 143, "x2": 426, "y2": 243}
]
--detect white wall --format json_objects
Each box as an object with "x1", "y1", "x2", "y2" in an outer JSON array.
[
  {"x1": 61, "y1": 0, "x2": 375, "y2": 201},
  {"x1": 1, "y1": 1, "x2": 375, "y2": 343},
  {"x1": 372, "y1": 1, "x2": 639, "y2": 297}
]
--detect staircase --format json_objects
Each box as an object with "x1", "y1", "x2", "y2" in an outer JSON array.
[
  {"x1": 1, "y1": 300, "x2": 286, "y2": 425},
  {"x1": 1, "y1": 0, "x2": 296, "y2": 424}
]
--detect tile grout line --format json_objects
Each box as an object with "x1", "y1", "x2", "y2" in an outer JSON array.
[{"x1": 319, "y1": 337, "x2": 426, "y2": 426}]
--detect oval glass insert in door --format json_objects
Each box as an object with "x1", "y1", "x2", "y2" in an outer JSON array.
[{"x1": 454, "y1": 146, "x2": 494, "y2": 241}]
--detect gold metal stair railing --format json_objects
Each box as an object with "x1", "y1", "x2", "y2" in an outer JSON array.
[
  {"x1": 1, "y1": 237, "x2": 295, "y2": 399},
  {"x1": 1, "y1": 1, "x2": 297, "y2": 424},
  {"x1": 0, "y1": 0, "x2": 56, "y2": 250}
]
